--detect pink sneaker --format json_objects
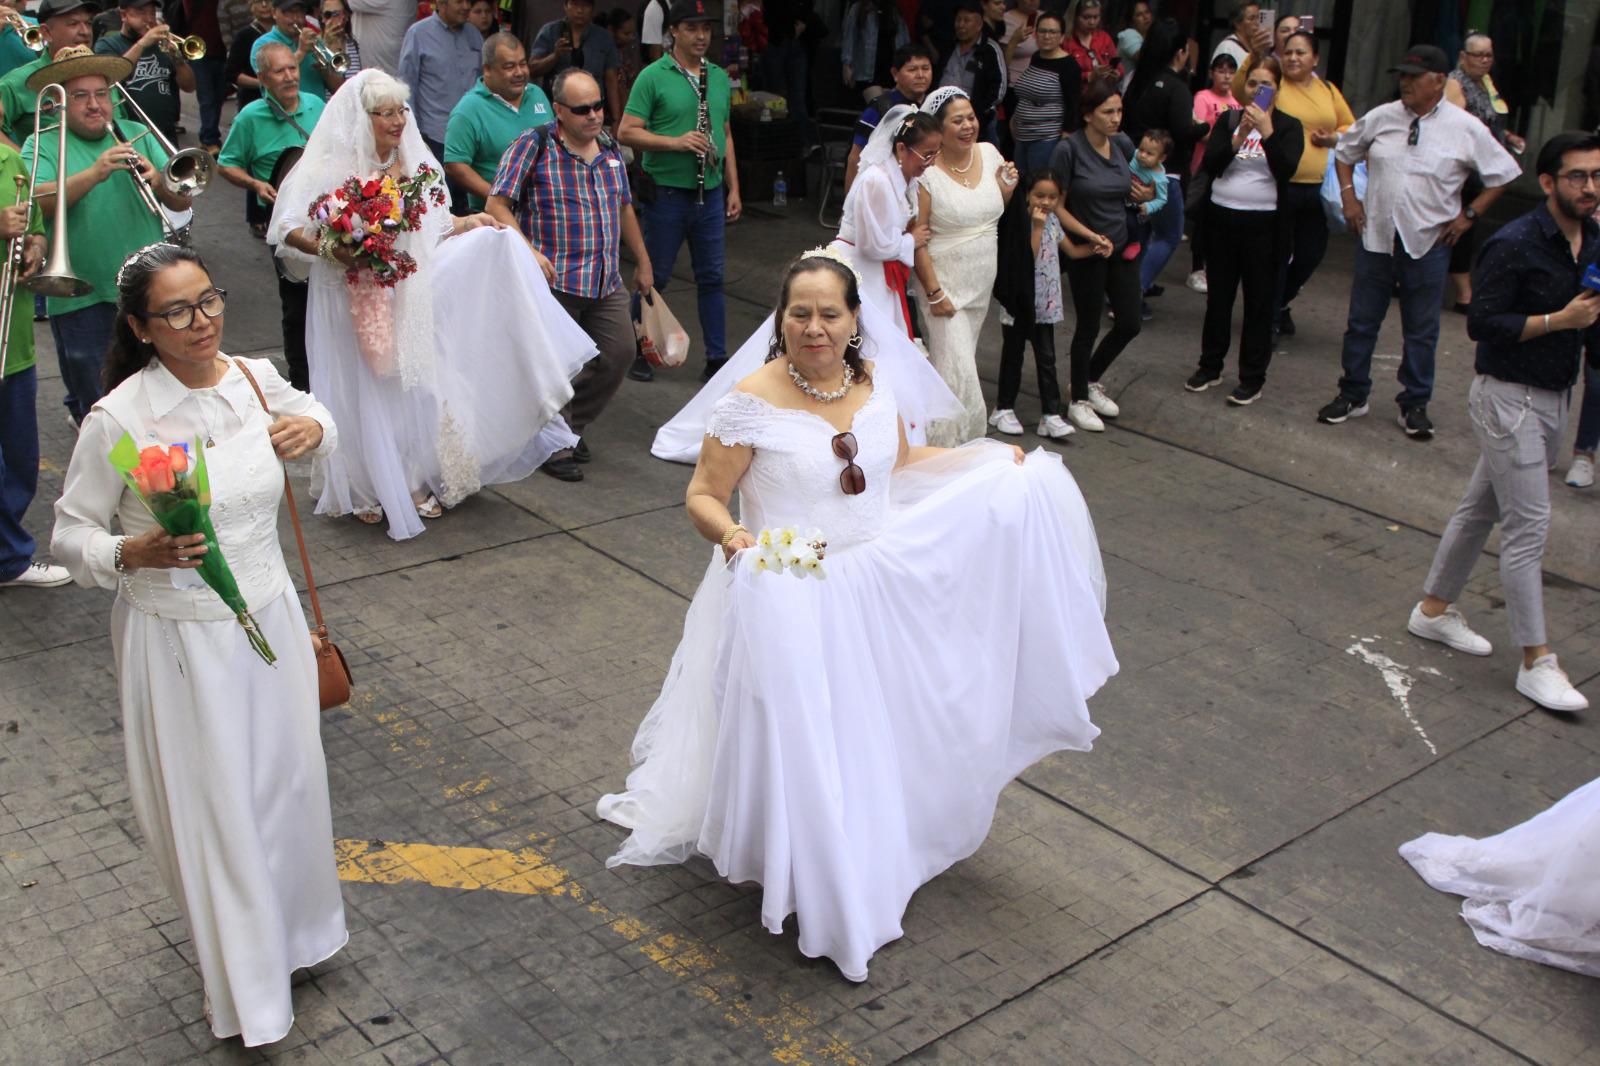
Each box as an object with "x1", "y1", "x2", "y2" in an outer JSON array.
[{"x1": 1121, "y1": 241, "x2": 1141, "y2": 261}]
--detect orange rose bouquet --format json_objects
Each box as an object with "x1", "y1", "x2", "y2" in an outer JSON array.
[{"x1": 108, "y1": 433, "x2": 277, "y2": 664}]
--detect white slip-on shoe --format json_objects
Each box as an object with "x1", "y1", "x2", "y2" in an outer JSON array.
[
  {"x1": 1036, "y1": 414, "x2": 1074, "y2": 438},
  {"x1": 1565, "y1": 454, "x2": 1594, "y2": 488},
  {"x1": 1086, "y1": 382, "x2": 1120, "y2": 418},
  {"x1": 1067, "y1": 401, "x2": 1104, "y2": 432},
  {"x1": 0, "y1": 561, "x2": 71, "y2": 588},
  {"x1": 1185, "y1": 270, "x2": 1208, "y2": 294},
  {"x1": 1407, "y1": 602, "x2": 1492, "y2": 656},
  {"x1": 1516, "y1": 654, "x2": 1589, "y2": 712},
  {"x1": 988, "y1": 409, "x2": 1023, "y2": 435}
]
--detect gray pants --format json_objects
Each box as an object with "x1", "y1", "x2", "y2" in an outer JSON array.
[
  {"x1": 553, "y1": 287, "x2": 635, "y2": 439},
  {"x1": 1423, "y1": 375, "x2": 1567, "y2": 648}
]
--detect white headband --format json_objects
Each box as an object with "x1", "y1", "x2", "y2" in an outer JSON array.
[{"x1": 920, "y1": 85, "x2": 969, "y2": 117}]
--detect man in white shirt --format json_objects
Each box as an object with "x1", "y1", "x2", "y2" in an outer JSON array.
[
  {"x1": 1317, "y1": 44, "x2": 1520, "y2": 440},
  {"x1": 345, "y1": 0, "x2": 413, "y2": 73},
  {"x1": 638, "y1": 0, "x2": 665, "y2": 61}
]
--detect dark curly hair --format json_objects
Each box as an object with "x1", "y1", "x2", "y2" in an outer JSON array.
[
  {"x1": 764, "y1": 254, "x2": 872, "y2": 384},
  {"x1": 103, "y1": 243, "x2": 211, "y2": 392}
]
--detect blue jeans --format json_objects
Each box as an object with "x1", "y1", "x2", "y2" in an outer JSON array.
[
  {"x1": 1138, "y1": 174, "x2": 1183, "y2": 293},
  {"x1": 0, "y1": 366, "x2": 38, "y2": 580},
  {"x1": 1575, "y1": 360, "x2": 1600, "y2": 455},
  {"x1": 189, "y1": 54, "x2": 227, "y2": 147},
  {"x1": 49, "y1": 301, "x2": 116, "y2": 424},
  {"x1": 1014, "y1": 136, "x2": 1061, "y2": 175},
  {"x1": 1337, "y1": 239, "x2": 1450, "y2": 410},
  {"x1": 639, "y1": 185, "x2": 727, "y2": 366}
]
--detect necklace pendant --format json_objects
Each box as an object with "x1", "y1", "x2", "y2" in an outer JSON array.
[{"x1": 205, "y1": 436, "x2": 215, "y2": 447}]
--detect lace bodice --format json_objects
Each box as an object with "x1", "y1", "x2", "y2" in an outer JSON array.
[{"x1": 706, "y1": 381, "x2": 899, "y2": 550}]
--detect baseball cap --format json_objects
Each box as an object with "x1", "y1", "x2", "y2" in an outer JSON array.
[
  {"x1": 36, "y1": 0, "x2": 101, "y2": 18},
  {"x1": 273, "y1": 0, "x2": 308, "y2": 10},
  {"x1": 666, "y1": 0, "x2": 715, "y2": 25},
  {"x1": 1389, "y1": 45, "x2": 1449, "y2": 75}
]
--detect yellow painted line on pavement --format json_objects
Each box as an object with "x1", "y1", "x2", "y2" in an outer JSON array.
[{"x1": 333, "y1": 838, "x2": 866, "y2": 1066}]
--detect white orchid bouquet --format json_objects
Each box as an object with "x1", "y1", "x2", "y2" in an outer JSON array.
[{"x1": 744, "y1": 526, "x2": 828, "y2": 580}]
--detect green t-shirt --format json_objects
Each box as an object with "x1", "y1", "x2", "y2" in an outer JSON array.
[
  {"x1": 0, "y1": 19, "x2": 39, "y2": 82},
  {"x1": 21, "y1": 119, "x2": 170, "y2": 315},
  {"x1": 251, "y1": 28, "x2": 330, "y2": 101},
  {"x1": 218, "y1": 92, "x2": 324, "y2": 207},
  {"x1": 94, "y1": 33, "x2": 181, "y2": 140},
  {"x1": 0, "y1": 145, "x2": 43, "y2": 376},
  {"x1": 623, "y1": 54, "x2": 730, "y2": 192},
  {"x1": 443, "y1": 79, "x2": 553, "y2": 211},
  {"x1": 0, "y1": 54, "x2": 49, "y2": 147}
]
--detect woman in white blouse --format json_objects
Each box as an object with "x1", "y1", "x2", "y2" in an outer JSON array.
[{"x1": 52, "y1": 244, "x2": 347, "y2": 1048}]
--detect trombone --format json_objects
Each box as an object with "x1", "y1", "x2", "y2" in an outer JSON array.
[
  {"x1": 14, "y1": 84, "x2": 90, "y2": 302},
  {"x1": 4, "y1": 14, "x2": 44, "y2": 53},
  {"x1": 111, "y1": 83, "x2": 214, "y2": 199}
]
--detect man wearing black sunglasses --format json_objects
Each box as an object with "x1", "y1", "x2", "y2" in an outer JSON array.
[{"x1": 1318, "y1": 43, "x2": 1520, "y2": 440}]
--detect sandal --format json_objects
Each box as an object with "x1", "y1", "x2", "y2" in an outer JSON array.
[
  {"x1": 353, "y1": 505, "x2": 384, "y2": 525},
  {"x1": 415, "y1": 494, "x2": 442, "y2": 519},
  {"x1": 250, "y1": 222, "x2": 267, "y2": 240}
]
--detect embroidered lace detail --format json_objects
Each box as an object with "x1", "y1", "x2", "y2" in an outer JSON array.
[
  {"x1": 435, "y1": 402, "x2": 482, "y2": 507},
  {"x1": 705, "y1": 389, "x2": 772, "y2": 449}
]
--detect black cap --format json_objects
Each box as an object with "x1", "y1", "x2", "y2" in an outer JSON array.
[
  {"x1": 666, "y1": 0, "x2": 715, "y2": 25},
  {"x1": 118, "y1": 0, "x2": 157, "y2": 8},
  {"x1": 36, "y1": 0, "x2": 101, "y2": 18},
  {"x1": 273, "y1": 0, "x2": 308, "y2": 10},
  {"x1": 1389, "y1": 45, "x2": 1449, "y2": 75}
]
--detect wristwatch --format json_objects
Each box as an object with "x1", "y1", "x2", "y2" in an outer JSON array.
[{"x1": 1463, "y1": 207, "x2": 1479, "y2": 222}]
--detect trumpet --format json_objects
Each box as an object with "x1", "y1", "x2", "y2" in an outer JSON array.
[
  {"x1": 112, "y1": 84, "x2": 213, "y2": 199},
  {"x1": 312, "y1": 39, "x2": 348, "y2": 74},
  {"x1": 159, "y1": 32, "x2": 206, "y2": 60},
  {"x1": 18, "y1": 84, "x2": 90, "y2": 301},
  {"x1": 4, "y1": 14, "x2": 44, "y2": 52}
]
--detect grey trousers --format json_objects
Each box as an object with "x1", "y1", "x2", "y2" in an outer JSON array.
[
  {"x1": 553, "y1": 287, "x2": 635, "y2": 439},
  {"x1": 1423, "y1": 375, "x2": 1567, "y2": 648}
]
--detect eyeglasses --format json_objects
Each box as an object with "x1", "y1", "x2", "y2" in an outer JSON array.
[
  {"x1": 67, "y1": 89, "x2": 112, "y2": 104},
  {"x1": 1407, "y1": 115, "x2": 1420, "y2": 146},
  {"x1": 558, "y1": 99, "x2": 604, "y2": 115},
  {"x1": 1034, "y1": 26, "x2": 1062, "y2": 34},
  {"x1": 907, "y1": 143, "x2": 940, "y2": 165},
  {"x1": 144, "y1": 289, "x2": 226, "y2": 331},
  {"x1": 1559, "y1": 169, "x2": 1600, "y2": 188},
  {"x1": 832, "y1": 432, "x2": 866, "y2": 496},
  {"x1": 367, "y1": 106, "x2": 410, "y2": 120}
]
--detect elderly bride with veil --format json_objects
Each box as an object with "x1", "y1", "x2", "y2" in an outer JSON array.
[
  {"x1": 269, "y1": 70, "x2": 595, "y2": 540},
  {"x1": 600, "y1": 249, "x2": 1118, "y2": 983}
]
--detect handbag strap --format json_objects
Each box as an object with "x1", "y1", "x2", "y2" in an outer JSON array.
[{"x1": 233, "y1": 359, "x2": 329, "y2": 634}]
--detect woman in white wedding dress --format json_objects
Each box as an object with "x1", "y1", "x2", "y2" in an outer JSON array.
[
  {"x1": 270, "y1": 70, "x2": 595, "y2": 540},
  {"x1": 1400, "y1": 777, "x2": 1600, "y2": 977},
  {"x1": 600, "y1": 251, "x2": 1118, "y2": 983}
]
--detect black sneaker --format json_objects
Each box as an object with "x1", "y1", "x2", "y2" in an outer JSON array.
[
  {"x1": 1275, "y1": 307, "x2": 1296, "y2": 336},
  {"x1": 1184, "y1": 370, "x2": 1222, "y2": 392},
  {"x1": 1139, "y1": 301, "x2": 1153, "y2": 322},
  {"x1": 1317, "y1": 395, "x2": 1369, "y2": 424},
  {"x1": 539, "y1": 454, "x2": 584, "y2": 481},
  {"x1": 1226, "y1": 383, "x2": 1263, "y2": 406},
  {"x1": 573, "y1": 438, "x2": 591, "y2": 463},
  {"x1": 1399, "y1": 406, "x2": 1434, "y2": 440},
  {"x1": 1145, "y1": 284, "x2": 1165, "y2": 297},
  {"x1": 700, "y1": 360, "x2": 727, "y2": 383},
  {"x1": 626, "y1": 354, "x2": 654, "y2": 382}
]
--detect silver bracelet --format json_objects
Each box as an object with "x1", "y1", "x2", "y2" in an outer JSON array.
[
  {"x1": 113, "y1": 535, "x2": 127, "y2": 573},
  {"x1": 1545, "y1": 313, "x2": 1552, "y2": 335}
]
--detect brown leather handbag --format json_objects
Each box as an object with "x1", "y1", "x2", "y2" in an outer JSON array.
[{"x1": 236, "y1": 361, "x2": 353, "y2": 710}]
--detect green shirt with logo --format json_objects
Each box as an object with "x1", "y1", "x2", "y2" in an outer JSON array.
[
  {"x1": 218, "y1": 92, "x2": 324, "y2": 208},
  {"x1": 623, "y1": 54, "x2": 730, "y2": 192},
  {"x1": 444, "y1": 78, "x2": 553, "y2": 211}
]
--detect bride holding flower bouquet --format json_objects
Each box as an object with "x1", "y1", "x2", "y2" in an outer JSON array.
[{"x1": 270, "y1": 70, "x2": 597, "y2": 540}]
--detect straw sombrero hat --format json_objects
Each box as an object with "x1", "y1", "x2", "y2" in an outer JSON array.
[{"x1": 26, "y1": 45, "x2": 133, "y2": 93}]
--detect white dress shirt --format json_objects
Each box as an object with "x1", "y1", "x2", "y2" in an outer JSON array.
[{"x1": 1335, "y1": 98, "x2": 1521, "y2": 258}]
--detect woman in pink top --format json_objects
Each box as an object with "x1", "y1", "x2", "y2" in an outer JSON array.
[{"x1": 1184, "y1": 51, "x2": 1239, "y2": 293}]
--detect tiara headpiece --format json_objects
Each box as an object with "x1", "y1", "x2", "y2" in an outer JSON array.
[
  {"x1": 114, "y1": 242, "x2": 182, "y2": 289},
  {"x1": 798, "y1": 246, "x2": 865, "y2": 290}
]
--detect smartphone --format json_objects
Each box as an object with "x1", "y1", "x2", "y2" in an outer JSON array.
[
  {"x1": 1582, "y1": 264, "x2": 1600, "y2": 293},
  {"x1": 1297, "y1": 14, "x2": 1315, "y2": 33},
  {"x1": 1252, "y1": 84, "x2": 1276, "y2": 111}
]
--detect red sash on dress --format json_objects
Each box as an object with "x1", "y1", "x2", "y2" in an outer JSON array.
[{"x1": 882, "y1": 260, "x2": 913, "y2": 339}]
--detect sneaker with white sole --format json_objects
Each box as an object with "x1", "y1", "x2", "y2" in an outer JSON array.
[
  {"x1": 1086, "y1": 382, "x2": 1120, "y2": 418},
  {"x1": 1067, "y1": 401, "x2": 1104, "y2": 432},
  {"x1": 988, "y1": 408, "x2": 1023, "y2": 435},
  {"x1": 1036, "y1": 413, "x2": 1075, "y2": 438},
  {"x1": 1407, "y1": 602, "x2": 1492, "y2": 656},
  {"x1": 1566, "y1": 454, "x2": 1595, "y2": 488},
  {"x1": 1516, "y1": 654, "x2": 1589, "y2": 713},
  {"x1": 1185, "y1": 270, "x2": 1208, "y2": 294},
  {"x1": 1, "y1": 561, "x2": 71, "y2": 588}
]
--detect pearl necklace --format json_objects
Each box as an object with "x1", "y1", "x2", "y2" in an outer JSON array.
[
  {"x1": 376, "y1": 148, "x2": 400, "y2": 173},
  {"x1": 787, "y1": 360, "x2": 854, "y2": 403},
  {"x1": 944, "y1": 146, "x2": 977, "y2": 187}
]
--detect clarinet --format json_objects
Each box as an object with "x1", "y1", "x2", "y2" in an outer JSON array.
[{"x1": 694, "y1": 66, "x2": 710, "y2": 204}]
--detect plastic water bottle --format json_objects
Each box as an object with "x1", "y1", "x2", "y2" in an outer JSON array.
[{"x1": 772, "y1": 171, "x2": 787, "y2": 207}]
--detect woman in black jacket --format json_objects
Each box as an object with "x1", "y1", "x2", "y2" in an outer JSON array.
[{"x1": 1184, "y1": 56, "x2": 1302, "y2": 406}]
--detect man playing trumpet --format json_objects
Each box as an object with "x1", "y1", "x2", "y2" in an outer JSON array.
[
  {"x1": 250, "y1": 0, "x2": 343, "y2": 103},
  {"x1": 20, "y1": 45, "x2": 189, "y2": 421},
  {"x1": 95, "y1": 0, "x2": 197, "y2": 144},
  {"x1": 0, "y1": 0, "x2": 98, "y2": 149}
]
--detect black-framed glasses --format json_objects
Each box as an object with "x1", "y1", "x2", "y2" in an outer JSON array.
[
  {"x1": 320, "y1": 7, "x2": 341, "y2": 17},
  {"x1": 1407, "y1": 116, "x2": 1420, "y2": 146},
  {"x1": 145, "y1": 289, "x2": 226, "y2": 331},
  {"x1": 559, "y1": 99, "x2": 604, "y2": 115},
  {"x1": 1559, "y1": 169, "x2": 1600, "y2": 188},
  {"x1": 832, "y1": 432, "x2": 866, "y2": 496}
]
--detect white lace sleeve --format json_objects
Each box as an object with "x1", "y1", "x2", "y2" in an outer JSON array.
[{"x1": 705, "y1": 390, "x2": 768, "y2": 449}]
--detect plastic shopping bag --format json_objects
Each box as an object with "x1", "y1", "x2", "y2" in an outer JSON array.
[
  {"x1": 1321, "y1": 154, "x2": 1367, "y2": 230},
  {"x1": 635, "y1": 287, "x2": 690, "y2": 368}
]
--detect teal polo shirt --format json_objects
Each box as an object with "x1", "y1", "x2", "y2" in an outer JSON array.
[
  {"x1": 250, "y1": 28, "x2": 332, "y2": 101},
  {"x1": 218, "y1": 92, "x2": 325, "y2": 207},
  {"x1": 0, "y1": 17, "x2": 39, "y2": 81},
  {"x1": 443, "y1": 79, "x2": 552, "y2": 211}
]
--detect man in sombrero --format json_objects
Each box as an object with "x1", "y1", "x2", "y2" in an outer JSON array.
[{"x1": 20, "y1": 43, "x2": 189, "y2": 420}]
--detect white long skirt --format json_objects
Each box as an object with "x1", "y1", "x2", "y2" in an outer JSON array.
[
  {"x1": 114, "y1": 586, "x2": 347, "y2": 1046},
  {"x1": 600, "y1": 445, "x2": 1116, "y2": 981},
  {"x1": 1400, "y1": 777, "x2": 1600, "y2": 977}
]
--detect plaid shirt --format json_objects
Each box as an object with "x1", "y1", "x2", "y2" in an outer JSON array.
[{"x1": 489, "y1": 122, "x2": 632, "y2": 299}]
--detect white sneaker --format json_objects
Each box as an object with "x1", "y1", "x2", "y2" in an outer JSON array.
[
  {"x1": 988, "y1": 408, "x2": 1023, "y2": 435},
  {"x1": 1036, "y1": 414, "x2": 1075, "y2": 439},
  {"x1": 1407, "y1": 602, "x2": 1492, "y2": 656},
  {"x1": 1, "y1": 561, "x2": 71, "y2": 588},
  {"x1": 1516, "y1": 654, "x2": 1589, "y2": 713},
  {"x1": 1186, "y1": 270, "x2": 1208, "y2": 294},
  {"x1": 1067, "y1": 401, "x2": 1104, "y2": 432},
  {"x1": 1086, "y1": 382, "x2": 1120, "y2": 419},
  {"x1": 1566, "y1": 454, "x2": 1595, "y2": 488}
]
